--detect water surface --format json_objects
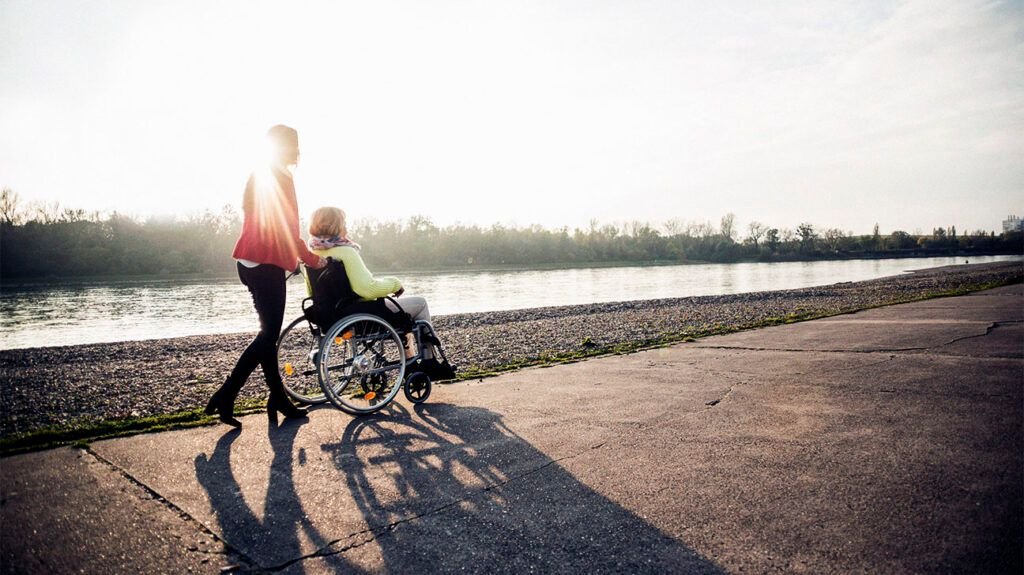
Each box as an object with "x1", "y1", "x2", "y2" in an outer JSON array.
[{"x1": 2, "y1": 255, "x2": 1018, "y2": 350}]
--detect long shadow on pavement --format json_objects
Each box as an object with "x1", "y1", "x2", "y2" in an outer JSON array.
[
  {"x1": 194, "y1": 419, "x2": 354, "y2": 573},
  {"x1": 317, "y1": 402, "x2": 724, "y2": 574}
]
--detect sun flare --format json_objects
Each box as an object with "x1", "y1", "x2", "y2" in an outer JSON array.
[{"x1": 246, "y1": 166, "x2": 300, "y2": 263}]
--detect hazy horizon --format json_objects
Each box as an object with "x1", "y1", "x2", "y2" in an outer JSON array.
[
  {"x1": 0, "y1": 191, "x2": 1012, "y2": 238},
  {"x1": 2, "y1": 0, "x2": 1021, "y2": 237}
]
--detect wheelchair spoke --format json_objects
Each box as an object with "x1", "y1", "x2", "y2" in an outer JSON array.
[
  {"x1": 362, "y1": 362, "x2": 402, "y2": 377},
  {"x1": 323, "y1": 358, "x2": 355, "y2": 373},
  {"x1": 278, "y1": 316, "x2": 328, "y2": 405},
  {"x1": 319, "y1": 314, "x2": 406, "y2": 415}
]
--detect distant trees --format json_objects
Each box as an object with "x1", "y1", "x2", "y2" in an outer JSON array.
[
  {"x1": 719, "y1": 213, "x2": 736, "y2": 242},
  {"x1": 796, "y1": 223, "x2": 817, "y2": 253},
  {"x1": 1, "y1": 187, "x2": 20, "y2": 225},
  {"x1": 765, "y1": 228, "x2": 781, "y2": 253},
  {"x1": 888, "y1": 231, "x2": 917, "y2": 250},
  {"x1": 745, "y1": 221, "x2": 768, "y2": 248},
  {"x1": 823, "y1": 228, "x2": 846, "y2": 252},
  {"x1": 1, "y1": 189, "x2": 241, "y2": 280},
  {"x1": 1, "y1": 189, "x2": 1021, "y2": 282}
]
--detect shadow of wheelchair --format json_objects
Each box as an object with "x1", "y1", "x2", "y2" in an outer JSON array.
[{"x1": 319, "y1": 402, "x2": 724, "y2": 574}]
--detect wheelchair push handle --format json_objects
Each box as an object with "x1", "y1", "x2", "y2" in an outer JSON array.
[{"x1": 287, "y1": 255, "x2": 328, "y2": 280}]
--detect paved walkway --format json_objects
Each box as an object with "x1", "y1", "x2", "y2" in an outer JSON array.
[{"x1": 3, "y1": 285, "x2": 1021, "y2": 574}]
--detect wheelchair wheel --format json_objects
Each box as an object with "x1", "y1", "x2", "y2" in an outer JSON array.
[
  {"x1": 319, "y1": 314, "x2": 406, "y2": 415},
  {"x1": 277, "y1": 316, "x2": 327, "y2": 405},
  {"x1": 403, "y1": 372, "x2": 432, "y2": 404}
]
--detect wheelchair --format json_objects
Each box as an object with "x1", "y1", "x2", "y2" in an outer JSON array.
[{"x1": 276, "y1": 261, "x2": 455, "y2": 416}]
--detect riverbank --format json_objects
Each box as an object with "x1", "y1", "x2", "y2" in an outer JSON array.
[
  {"x1": 3, "y1": 250, "x2": 1020, "y2": 288},
  {"x1": 1, "y1": 261, "x2": 1020, "y2": 444}
]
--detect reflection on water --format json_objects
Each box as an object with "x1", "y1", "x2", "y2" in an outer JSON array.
[{"x1": 1, "y1": 255, "x2": 1018, "y2": 350}]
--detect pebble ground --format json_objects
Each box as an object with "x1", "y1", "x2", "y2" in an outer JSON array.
[{"x1": 1, "y1": 261, "x2": 1019, "y2": 437}]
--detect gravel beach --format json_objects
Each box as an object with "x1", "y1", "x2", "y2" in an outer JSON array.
[{"x1": 1, "y1": 261, "x2": 1020, "y2": 438}]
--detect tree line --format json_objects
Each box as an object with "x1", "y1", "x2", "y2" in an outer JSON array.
[{"x1": 1, "y1": 188, "x2": 1020, "y2": 282}]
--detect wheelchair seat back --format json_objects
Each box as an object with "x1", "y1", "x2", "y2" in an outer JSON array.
[
  {"x1": 303, "y1": 258, "x2": 413, "y2": 332},
  {"x1": 306, "y1": 258, "x2": 359, "y2": 316},
  {"x1": 303, "y1": 258, "x2": 361, "y2": 328}
]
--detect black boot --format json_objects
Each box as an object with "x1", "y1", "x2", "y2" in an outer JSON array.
[
  {"x1": 205, "y1": 384, "x2": 242, "y2": 428},
  {"x1": 266, "y1": 392, "x2": 308, "y2": 425},
  {"x1": 421, "y1": 357, "x2": 458, "y2": 381}
]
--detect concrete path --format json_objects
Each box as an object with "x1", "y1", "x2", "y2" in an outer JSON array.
[{"x1": 3, "y1": 285, "x2": 1021, "y2": 574}]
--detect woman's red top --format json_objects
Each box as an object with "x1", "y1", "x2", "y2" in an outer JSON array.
[{"x1": 231, "y1": 166, "x2": 321, "y2": 271}]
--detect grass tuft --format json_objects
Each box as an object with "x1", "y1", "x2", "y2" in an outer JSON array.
[{"x1": 1, "y1": 399, "x2": 266, "y2": 457}]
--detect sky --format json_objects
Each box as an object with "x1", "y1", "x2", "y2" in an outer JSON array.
[{"x1": 1, "y1": 0, "x2": 1021, "y2": 236}]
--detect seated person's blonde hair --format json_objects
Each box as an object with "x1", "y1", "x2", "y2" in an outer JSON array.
[{"x1": 310, "y1": 207, "x2": 346, "y2": 238}]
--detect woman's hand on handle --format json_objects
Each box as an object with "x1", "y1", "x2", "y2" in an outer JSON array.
[{"x1": 292, "y1": 257, "x2": 326, "y2": 276}]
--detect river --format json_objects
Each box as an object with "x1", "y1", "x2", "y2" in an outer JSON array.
[{"x1": 1, "y1": 255, "x2": 1019, "y2": 350}]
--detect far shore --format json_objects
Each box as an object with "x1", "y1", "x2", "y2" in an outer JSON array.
[{"x1": 2, "y1": 251, "x2": 1019, "y2": 289}]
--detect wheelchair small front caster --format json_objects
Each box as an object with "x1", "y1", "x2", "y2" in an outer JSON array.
[{"x1": 404, "y1": 372, "x2": 432, "y2": 403}]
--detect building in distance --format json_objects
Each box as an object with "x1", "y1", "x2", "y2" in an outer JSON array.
[{"x1": 1003, "y1": 215, "x2": 1023, "y2": 233}]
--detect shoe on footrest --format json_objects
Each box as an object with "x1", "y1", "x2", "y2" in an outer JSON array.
[{"x1": 421, "y1": 357, "x2": 457, "y2": 381}]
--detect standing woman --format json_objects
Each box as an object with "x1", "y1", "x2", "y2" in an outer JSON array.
[{"x1": 205, "y1": 125, "x2": 325, "y2": 427}]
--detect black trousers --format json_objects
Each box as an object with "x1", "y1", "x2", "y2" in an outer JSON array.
[{"x1": 222, "y1": 262, "x2": 288, "y2": 398}]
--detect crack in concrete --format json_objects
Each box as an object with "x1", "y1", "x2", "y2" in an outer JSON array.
[
  {"x1": 939, "y1": 320, "x2": 1021, "y2": 347},
  {"x1": 83, "y1": 446, "x2": 255, "y2": 570},
  {"x1": 693, "y1": 344, "x2": 923, "y2": 354},
  {"x1": 694, "y1": 320, "x2": 1021, "y2": 406},
  {"x1": 705, "y1": 383, "x2": 739, "y2": 408},
  {"x1": 262, "y1": 441, "x2": 610, "y2": 572},
  {"x1": 701, "y1": 373, "x2": 751, "y2": 409},
  {"x1": 700, "y1": 355, "x2": 923, "y2": 408},
  {"x1": 815, "y1": 355, "x2": 901, "y2": 375},
  {"x1": 693, "y1": 320, "x2": 1022, "y2": 356},
  {"x1": 693, "y1": 339, "x2": 963, "y2": 356}
]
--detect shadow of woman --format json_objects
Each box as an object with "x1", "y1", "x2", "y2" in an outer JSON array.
[
  {"x1": 320, "y1": 402, "x2": 724, "y2": 574},
  {"x1": 194, "y1": 419, "x2": 355, "y2": 573}
]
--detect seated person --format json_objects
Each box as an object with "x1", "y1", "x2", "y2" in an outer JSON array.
[{"x1": 306, "y1": 206, "x2": 455, "y2": 380}]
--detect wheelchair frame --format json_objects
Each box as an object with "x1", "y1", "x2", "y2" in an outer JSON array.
[{"x1": 276, "y1": 296, "x2": 448, "y2": 415}]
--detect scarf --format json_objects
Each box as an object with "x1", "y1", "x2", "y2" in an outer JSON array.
[{"x1": 309, "y1": 235, "x2": 361, "y2": 251}]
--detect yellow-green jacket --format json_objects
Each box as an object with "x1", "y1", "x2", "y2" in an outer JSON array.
[{"x1": 306, "y1": 245, "x2": 402, "y2": 300}]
